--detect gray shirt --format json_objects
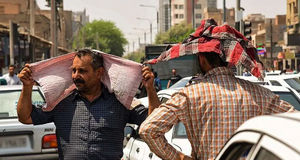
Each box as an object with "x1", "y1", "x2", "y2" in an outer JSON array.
[{"x1": 31, "y1": 87, "x2": 147, "y2": 160}]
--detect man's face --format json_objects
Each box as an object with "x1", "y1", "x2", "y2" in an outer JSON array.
[
  {"x1": 71, "y1": 55, "x2": 103, "y2": 93},
  {"x1": 172, "y1": 69, "x2": 176, "y2": 75},
  {"x1": 8, "y1": 66, "x2": 15, "y2": 76}
]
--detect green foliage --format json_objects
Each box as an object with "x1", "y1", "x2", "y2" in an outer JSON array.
[
  {"x1": 123, "y1": 49, "x2": 145, "y2": 63},
  {"x1": 155, "y1": 22, "x2": 194, "y2": 44},
  {"x1": 72, "y1": 20, "x2": 128, "y2": 57}
]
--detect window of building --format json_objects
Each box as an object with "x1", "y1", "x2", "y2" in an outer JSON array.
[
  {"x1": 195, "y1": 14, "x2": 202, "y2": 19},
  {"x1": 179, "y1": 14, "x2": 184, "y2": 19},
  {"x1": 0, "y1": 6, "x2": 4, "y2": 14},
  {"x1": 293, "y1": 2, "x2": 298, "y2": 14},
  {"x1": 175, "y1": 14, "x2": 179, "y2": 19},
  {"x1": 195, "y1": 4, "x2": 201, "y2": 9},
  {"x1": 179, "y1": 5, "x2": 184, "y2": 9},
  {"x1": 174, "y1": 4, "x2": 178, "y2": 9}
]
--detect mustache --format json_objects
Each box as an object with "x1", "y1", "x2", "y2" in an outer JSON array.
[{"x1": 73, "y1": 78, "x2": 85, "y2": 84}]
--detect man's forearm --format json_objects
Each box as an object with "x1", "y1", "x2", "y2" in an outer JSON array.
[
  {"x1": 17, "y1": 86, "x2": 33, "y2": 124},
  {"x1": 146, "y1": 86, "x2": 160, "y2": 115}
]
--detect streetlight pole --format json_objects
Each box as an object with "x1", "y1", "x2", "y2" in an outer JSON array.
[
  {"x1": 137, "y1": 17, "x2": 154, "y2": 44},
  {"x1": 223, "y1": 0, "x2": 226, "y2": 23},
  {"x1": 133, "y1": 27, "x2": 147, "y2": 44},
  {"x1": 139, "y1": 4, "x2": 159, "y2": 34}
]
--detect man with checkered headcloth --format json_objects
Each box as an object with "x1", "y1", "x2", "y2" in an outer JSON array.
[{"x1": 139, "y1": 19, "x2": 295, "y2": 160}]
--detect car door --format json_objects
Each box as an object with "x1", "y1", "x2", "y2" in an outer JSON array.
[
  {"x1": 215, "y1": 131, "x2": 261, "y2": 160},
  {"x1": 248, "y1": 135, "x2": 300, "y2": 160}
]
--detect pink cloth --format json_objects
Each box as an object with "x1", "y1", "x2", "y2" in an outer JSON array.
[{"x1": 30, "y1": 51, "x2": 142, "y2": 111}]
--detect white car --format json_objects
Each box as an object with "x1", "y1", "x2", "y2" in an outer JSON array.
[
  {"x1": 237, "y1": 74, "x2": 300, "y2": 93},
  {"x1": 122, "y1": 85, "x2": 300, "y2": 160},
  {"x1": 215, "y1": 112, "x2": 300, "y2": 160},
  {"x1": 0, "y1": 85, "x2": 58, "y2": 160}
]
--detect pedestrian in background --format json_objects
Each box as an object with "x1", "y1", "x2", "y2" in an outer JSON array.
[
  {"x1": 167, "y1": 68, "x2": 182, "y2": 88},
  {"x1": 154, "y1": 72, "x2": 161, "y2": 91},
  {"x1": 2, "y1": 65, "x2": 21, "y2": 85},
  {"x1": 139, "y1": 19, "x2": 295, "y2": 160}
]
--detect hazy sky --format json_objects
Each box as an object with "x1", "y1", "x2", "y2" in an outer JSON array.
[{"x1": 36, "y1": 0, "x2": 287, "y2": 53}]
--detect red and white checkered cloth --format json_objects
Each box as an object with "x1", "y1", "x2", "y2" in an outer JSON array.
[{"x1": 146, "y1": 19, "x2": 264, "y2": 78}]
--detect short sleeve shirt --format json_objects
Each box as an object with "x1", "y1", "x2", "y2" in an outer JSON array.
[
  {"x1": 31, "y1": 87, "x2": 147, "y2": 160},
  {"x1": 169, "y1": 75, "x2": 182, "y2": 86}
]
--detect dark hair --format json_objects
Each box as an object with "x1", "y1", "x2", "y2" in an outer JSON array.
[
  {"x1": 154, "y1": 72, "x2": 158, "y2": 78},
  {"x1": 75, "y1": 49, "x2": 104, "y2": 70},
  {"x1": 9, "y1": 65, "x2": 15, "y2": 68},
  {"x1": 199, "y1": 52, "x2": 227, "y2": 68}
]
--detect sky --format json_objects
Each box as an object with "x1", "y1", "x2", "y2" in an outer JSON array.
[{"x1": 36, "y1": 0, "x2": 287, "y2": 54}]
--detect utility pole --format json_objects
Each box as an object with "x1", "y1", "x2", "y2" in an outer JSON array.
[
  {"x1": 51, "y1": 0, "x2": 58, "y2": 57},
  {"x1": 150, "y1": 23, "x2": 152, "y2": 44},
  {"x1": 30, "y1": 0, "x2": 35, "y2": 36},
  {"x1": 270, "y1": 19, "x2": 273, "y2": 67},
  {"x1": 169, "y1": 0, "x2": 172, "y2": 30},
  {"x1": 223, "y1": 0, "x2": 226, "y2": 23},
  {"x1": 30, "y1": 0, "x2": 35, "y2": 62},
  {"x1": 192, "y1": 0, "x2": 195, "y2": 28},
  {"x1": 9, "y1": 20, "x2": 14, "y2": 65},
  {"x1": 235, "y1": 0, "x2": 243, "y2": 75},
  {"x1": 95, "y1": 32, "x2": 99, "y2": 50},
  {"x1": 138, "y1": 37, "x2": 141, "y2": 47},
  {"x1": 144, "y1": 32, "x2": 147, "y2": 44},
  {"x1": 132, "y1": 41, "x2": 135, "y2": 52}
]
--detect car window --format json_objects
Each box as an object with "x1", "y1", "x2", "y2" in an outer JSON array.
[
  {"x1": 219, "y1": 142, "x2": 253, "y2": 160},
  {"x1": 269, "y1": 80, "x2": 282, "y2": 86},
  {"x1": 284, "y1": 78, "x2": 300, "y2": 92},
  {"x1": 169, "y1": 78, "x2": 190, "y2": 89},
  {"x1": 0, "y1": 90, "x2": 45, "y2": 118},
  {"x1": 274, "y1": 92, "x2": 300, "y2": 110},
  {"x1": 254, "y1": 148, "x2": 281, "y2": 160},
  {"x1": 161, "y1": 97, "x2": 169, "y2": 103},
  {"x1": 173, "y1": 122, "x2": 187, "y2": 138}
]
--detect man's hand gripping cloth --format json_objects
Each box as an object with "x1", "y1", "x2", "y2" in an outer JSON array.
[
  {"x1": 30, "y1": 50, "x2": 143, "y2": 111},
  {"x1": 146, "y1": 18, "x2": 264, "y2": 79}
]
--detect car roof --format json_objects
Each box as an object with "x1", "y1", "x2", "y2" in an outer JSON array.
[
  {"x1": 0, "y1": 85, "x2": 39, "y2": 91},
  {"x1": 265, "y1": 73, "x2": 300, "y2": 79},
  {"x1": 236, "y1": 112, "x2": 300, "y2": 152},
  {"x1": 261, "y1": 85, "x2": 291, "y2": 92}
]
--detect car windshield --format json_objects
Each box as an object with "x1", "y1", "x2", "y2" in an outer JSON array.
[
  {"x1": 275, "y1": 92, "x2": 300, "y2": 110},
  {"x1": 169, "y1": 78, "x2": 191, "y2": 89},
  {"x1": 173, "y1": 122, "x2": 187, "y2": 138},
  {"x1": 284, "y1": 78, "x2": 300, "y2": 92},
  {"x1": 0, "y1": 90, "x2": 45, "y2": 119}
]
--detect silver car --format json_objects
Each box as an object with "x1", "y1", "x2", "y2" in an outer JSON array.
[{"x1": 0, "y1": 85, "x2": 58, "y2": 160}]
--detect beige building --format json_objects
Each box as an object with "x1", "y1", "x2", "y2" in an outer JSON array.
[
  {"x1": 287, "y1": 0, "x2": 299, "y2": 34},
  {"x1": 169, "y1": 0, "x2": 217, "y2": 27},
  {"x1": 203, "y1": 7, "x2": 235, "y2": 27}
]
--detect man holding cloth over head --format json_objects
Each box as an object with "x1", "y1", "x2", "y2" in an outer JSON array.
[
  {"x1": 17, "y1": 49, "x2": 156, "y2": 160},
  {"x1": 139, "y1": 19, "x2": 295, "y2": 160}
]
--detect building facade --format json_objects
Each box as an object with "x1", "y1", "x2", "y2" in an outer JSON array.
[{"x1": 158, "y1": 0, "x2": 217, "y2": 32}]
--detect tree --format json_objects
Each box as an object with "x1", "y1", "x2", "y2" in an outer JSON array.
[
  {"x1": 155, "y1": 22, "x2": 194, "y2": 44},
  {"x1": 73, "y1": 20, "x2": 128, "y2": 57},
  {"x1": 123, "y1": 48, "x2": 145, "y2": 63}
]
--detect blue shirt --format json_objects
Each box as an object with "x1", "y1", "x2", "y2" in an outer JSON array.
[{"x1": 31, "y1": 87, "x2": 148, "y2": 160}]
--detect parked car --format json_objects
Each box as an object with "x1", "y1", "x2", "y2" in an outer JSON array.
[
  {"x1": 122, "y1": 84, "x2": 300, "y2": 160},
  {"x1": 215, "y1": 112, "x2": 300, "y2": 160},
  {"x1": 0, "y1": 85, "x2": 58, "y2": 160},
  {"x1": 237, "y1": 74, "x2": 300, "y2": 93}
]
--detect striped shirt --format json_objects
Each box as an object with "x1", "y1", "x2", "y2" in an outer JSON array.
[{"x1": 139, "y1": 67, "x2": 294, "y2": 160}]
